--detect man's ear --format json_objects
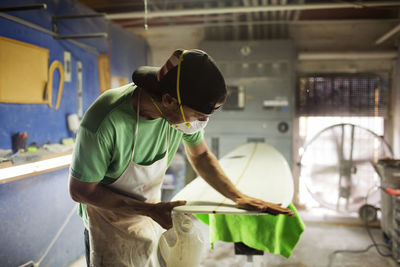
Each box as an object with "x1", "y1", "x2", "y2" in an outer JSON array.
[{"x1": 161, "y1": 93, "x2": 178, "y2": 107}]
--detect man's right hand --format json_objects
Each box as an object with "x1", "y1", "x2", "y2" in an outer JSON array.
[
  {"x1": 148, "y1": 201, "x2": 187, "y2": 229},
  {"x1": 69, "y1": 176, "x2": 187, "y2": 229}
]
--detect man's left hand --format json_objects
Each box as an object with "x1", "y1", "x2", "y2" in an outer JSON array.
[{"x1": 234, "y1": 194, "x2": 294, "y2": 216}]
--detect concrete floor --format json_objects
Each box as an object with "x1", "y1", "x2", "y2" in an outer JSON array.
[
  {"x1": 69, "y1": 256, "x2": 85, "y2": 267},
  {"x1": 199, "y1": 222, "x2": 398, "y2": 267},
  {"x1": 69, "y1": 219, "x2": 399, "y2": 267}
]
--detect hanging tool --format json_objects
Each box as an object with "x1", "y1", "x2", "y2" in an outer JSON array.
[{"x1": 46, "y1": 60, "x2": 64, "y2": 109}]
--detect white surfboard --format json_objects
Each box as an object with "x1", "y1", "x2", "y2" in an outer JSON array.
[{"x1": 172, "y1": 142, "x2": 294, "y2": 215}]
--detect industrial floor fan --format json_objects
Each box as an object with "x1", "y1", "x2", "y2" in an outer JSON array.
[{"x1": 299, "y1": 123, "x2": 393, "y2": 214}]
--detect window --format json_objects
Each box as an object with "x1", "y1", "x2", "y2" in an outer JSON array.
[
  {"x1": 297, "y1": 74, "x2": 388, "y2": 117},
  {"x1": 295, "y1": 73, "x2": 390, "y2": 214}
]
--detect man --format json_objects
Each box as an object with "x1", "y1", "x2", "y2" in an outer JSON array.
[{"x1": 69, "y1": 49, "x2": 293, "y2": 267}]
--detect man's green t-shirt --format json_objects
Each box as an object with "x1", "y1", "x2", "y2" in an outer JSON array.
[{"x1": 70, "y1": 83, "x2": 203, "y2": 227}]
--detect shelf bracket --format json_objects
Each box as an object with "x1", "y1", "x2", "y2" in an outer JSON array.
[
  {"x1": 52, "y1": 13, "x2": 108, "y2": 39},
  {"x1": 0, "y1": 4, "x2": 46, "y2": 12}
]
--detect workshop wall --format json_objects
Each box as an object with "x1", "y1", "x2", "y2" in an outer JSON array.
[
  {"x1": 199, "y1": 40, "x2": 295, "y2": 165},
  {"x1": 393, "y1": 46, "x2": 400, "y2": 158},
  {"x1": 0, "y1": 168, "x2": 83, "y2": 267},
  {"x1": 109, "y1": 25, "x2": 148, "y2": 79},
  {"x1": 0, "y1": 0, "x2": 148, "y2": 149},
  {"x1": 0, "y1": 0, "x2": 148, "y2": 266}
]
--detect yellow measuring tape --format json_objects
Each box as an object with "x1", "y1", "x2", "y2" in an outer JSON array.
[
  {"x1": 212, "y1": 142, "x2": 259, "y2": 213},
  {"x1": 47, "y1": 60, "x2": 64, "y2": 110},
  {"x1": 176, "y1": 50, "x2": 191, "y2": 128}
]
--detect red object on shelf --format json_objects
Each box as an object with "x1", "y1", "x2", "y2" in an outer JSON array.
[{"x1": 386, "y1": 187, "x2": 400, "y2": 196}]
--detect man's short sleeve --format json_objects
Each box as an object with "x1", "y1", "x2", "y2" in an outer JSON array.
[
  {"x1": 70, "y1": 126, "x2": 112, "y2": 182},
  {"x1": 182, "y1": 129, "x2": 204, "y2": 146}
]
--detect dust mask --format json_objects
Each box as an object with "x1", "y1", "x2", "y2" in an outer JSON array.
[{"x1": 173, "y1": 119, "x2": 208, "y2": 135}]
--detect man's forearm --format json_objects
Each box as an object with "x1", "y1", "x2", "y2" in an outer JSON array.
[
  {"x1": 69, "y1": 176, "x2": 187, "y2": 229},
  {"x1": 188, "y1": 150, "x2": 244, "y2": 201},
  {"x1": 70, "y1": 179, "x2": 154, "y2": 217}
]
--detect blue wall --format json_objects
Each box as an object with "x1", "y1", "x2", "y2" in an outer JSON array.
[
  {"x1": 110, "y1": 24, "x2": 148, "y2": 79},
  {"x1": 0, "y1": 168, "x2": 84, "y2": 266},
  {"x1": 0, "y1": 0, "x2": 148, "y2": 266},
  {"x1": 0, "y1": 0, "x2": 148, "y2": 149}
]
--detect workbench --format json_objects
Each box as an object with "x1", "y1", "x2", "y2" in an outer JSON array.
[{"x1": 0, "y1": 145, "x2": 73, "y2": 184}]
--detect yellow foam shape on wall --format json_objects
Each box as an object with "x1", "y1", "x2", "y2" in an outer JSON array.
[
  {"x1": 47, "y1": 60, "x2": 64, "y2": 109},
  {"x1": 0, "y1": 36, "x2": 49, "y2": 104}
]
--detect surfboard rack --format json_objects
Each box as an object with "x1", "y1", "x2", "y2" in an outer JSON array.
[
  {"x1": 52, "y1": 13, "x2": 108, "y2": 40},
  {"x1": 0, "y1": 4, "x2": 46, "y2": 12}
]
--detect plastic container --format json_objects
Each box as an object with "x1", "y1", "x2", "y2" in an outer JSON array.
[
  {"x1": 158, "y1": 213, "x2": 204, "y2": 267},
  {"x1": 392, "y1": 195, "x2": 400, "y2": 263},
  {"x1": 375, "y1": 160, "x2": 400, "y2": 239}
]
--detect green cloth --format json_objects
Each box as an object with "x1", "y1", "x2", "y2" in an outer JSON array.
[
  {"x1": 70, "y1": 83, "x2": 203, "y2": 227},
  {"x1": 195, "y1": 204, "x2": 305, "y2": 258}
]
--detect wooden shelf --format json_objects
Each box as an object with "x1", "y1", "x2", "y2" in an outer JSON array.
[{"x1": 0, "y1": 150, "x2": 72, "y2": 184}]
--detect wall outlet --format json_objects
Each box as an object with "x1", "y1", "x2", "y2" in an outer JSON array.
[
  {"x1": 64, "y1": 51, "x2": 72, "y2": 82},
  {"x1": 77, "y1": 61, "x2": 83, "y2": 119}
]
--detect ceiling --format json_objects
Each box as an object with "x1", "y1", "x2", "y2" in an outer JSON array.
[{"x1": 78, "y1": 0, "x2": 400, "y2": 44}]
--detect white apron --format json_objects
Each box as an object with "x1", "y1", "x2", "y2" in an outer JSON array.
[{"x1": 87, "y1": 89, "x2": 169, "y2": 267}]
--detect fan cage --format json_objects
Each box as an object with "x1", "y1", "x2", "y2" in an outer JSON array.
[{"x1": 299, "y1": 123, "x2": 392, "y2": 213}]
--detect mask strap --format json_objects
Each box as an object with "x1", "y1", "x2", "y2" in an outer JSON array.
[
  {"x1": 151, "y1": 96, "x2": 179, "y2": 130},
  {"x1": 151, "y1": 97, "x2": 163, "y2": 115},
  {"x1": 176, "y1": 50, "x2": 191, "y2": 128}
]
